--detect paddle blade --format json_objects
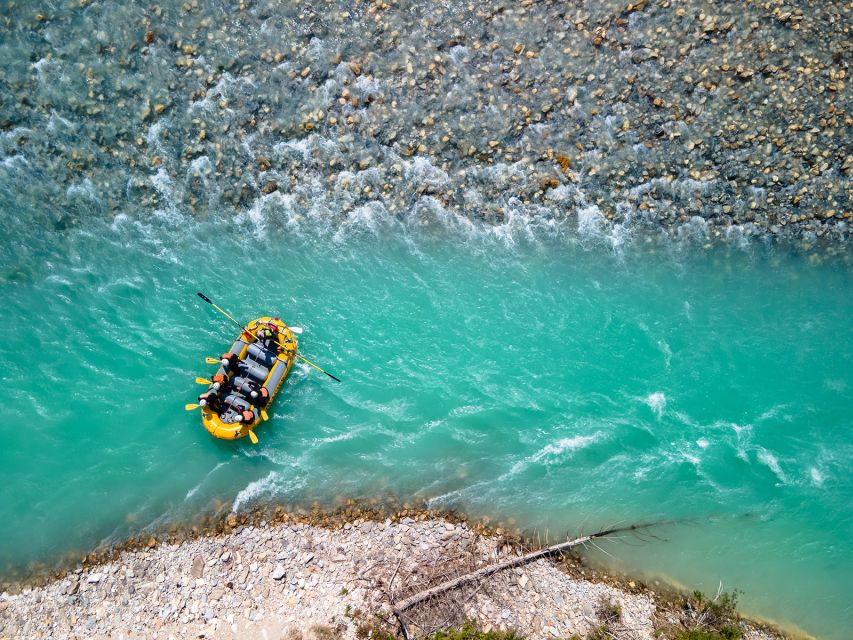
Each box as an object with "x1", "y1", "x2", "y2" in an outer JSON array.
[
  {"x1": 197, "y1": 292, "x2": 212, "y2": 304},
  {"x1": 289, "y1": 326, "x2": 303, "y2": 334},
  {"x1": 195, "y1": 377, "x2": 212, "y2": 385},
  {"x1": 185, "y1": 403, "x2": 200, "y2": 411},
  {"x1": 260, "y1": 408, "x2": 269, "y2": 421},
  {"x1": 205, "y1": 357, "x2": 220, "y2": 365},
  {"x1": 248, "y1": 429, "x2": 259, "y2": 444}
]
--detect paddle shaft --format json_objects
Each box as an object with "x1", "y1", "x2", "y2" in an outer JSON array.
[{"x1": 197, "y1": 292, "x2": 341, "y2": 382}]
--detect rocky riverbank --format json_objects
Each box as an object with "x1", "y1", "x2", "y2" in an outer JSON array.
[
  {"x1": 0, "y1": 510, "x2": 788, "y2": 640},
  {"x1": 1, "y1": 0, "x2": 849, "y2": 256}
]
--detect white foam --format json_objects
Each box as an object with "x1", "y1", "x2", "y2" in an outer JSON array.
[
  {"x1": 47, "y1": 110, "x2": 75, "y2": 134},
  {"x1": 530, "y1": 433, "x2": 600, "y2": 463},
  {"x1": 66, "y1": 178, "x2": 98, "y2": 201},
  {"x1": 809, "y1": 467, "x2": 824, "y2": 487},
  {"x1": 644, "y1": 392, "x2": 667, "y2": 418},
  {"x1": 232, "y1": 471, "x2": 278, "y2": 513},
  {"x1": 696, "y1": 438, "x2": 711, "y2": 449},
  {"x1": 676, "y1": 216, "x2": 709, "y2": 242},
  {"x1": 577, "y1": 205, "x2": 605, "y2": 236},
  {"x1": 507, "y1": 433, "x2": 601, "y2": 476},
  {"x1": 657, "y1": 340, "x2": 672, "y2": 368},
  {"x1": 756, "y1": 448, "x2": 787, "y2": 484},
  {"x1": 683, "y1": 453, "x2": 701, "y2": 465},
  {"x1": 404, "y1": 156, "x2": 450, "y2": 191},
  {"x1": 448, "y1": 404, "x2": 482, "y2": 417},
  {"x1": 313, "y1": 430, "x2": 358, "y2": 446},
  {"x1": 334, "y1": 200, "x2": 394, "y2": 241},
  {"x1": 544, "y1": 184, "x2": 573, "y2": 203},
  {"x1": 1, "y1": 155, "x2": 28, "y2": 170}
]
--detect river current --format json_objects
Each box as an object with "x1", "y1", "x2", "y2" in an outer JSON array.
[{"x1": 1, "y1": 0, "x2": 851, "y2": 638}]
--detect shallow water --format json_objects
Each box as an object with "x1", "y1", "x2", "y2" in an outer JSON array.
[{"x1": 1, "y1": 0, "x2": 852, "y2": 637}]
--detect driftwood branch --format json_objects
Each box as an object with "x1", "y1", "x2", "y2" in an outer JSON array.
[{"x1": 391, "y1": 522, "x2": 658, "y2": 635}]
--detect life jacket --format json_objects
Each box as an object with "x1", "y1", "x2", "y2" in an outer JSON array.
[
  {"x1": 197, "y1": 390, "x2": 221, "y2": 410},
  {"x1": 221, "y1": 352, "x2": 241, "y2": 373}
]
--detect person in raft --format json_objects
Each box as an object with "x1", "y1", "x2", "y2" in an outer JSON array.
[
  {"x1": 232, "y1": 376, "x2": 270, "y2": 406},
  {"x1": 197, "y1": 389, "x2": 221, "y2": 412},
  {"x1": 197, "y1": 373, "x2": 227, "y2": 411},
  {"x1": 220, "y1": 352, "x2": 241, "y2": 373},
  {"x1": 255, "y1": 322, "x2": 280, "y2": 350}
]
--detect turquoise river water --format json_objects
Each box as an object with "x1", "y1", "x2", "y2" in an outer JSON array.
[
  {"x1": 1, "y1": 0, "x2": 852, "y2": 637},
  {"x1": 1, "y1": 210, "x2": 851, "y2": 638}
]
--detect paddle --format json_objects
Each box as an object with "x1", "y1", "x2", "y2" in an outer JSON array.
[{"x1": 196, "y1": 292, "x2": 341, "y2": 382}]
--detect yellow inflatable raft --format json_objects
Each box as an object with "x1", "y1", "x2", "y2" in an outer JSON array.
[{"x1": 199, "y1": 317, "x2": 297, "y2": 440}]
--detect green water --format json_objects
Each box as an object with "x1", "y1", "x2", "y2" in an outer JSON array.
[
  {"x1": 0, "y1": 212, "x2": 850, "y2": 637},
  {"x1": 1, "y1": 0, "x2": 850, "y2": 635}
]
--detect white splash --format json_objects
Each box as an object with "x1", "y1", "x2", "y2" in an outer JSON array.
[
  {"x1": 696, "y1": 438, "x2": 711, "y2": 449},
  {"x1": 644, "y1": 392, "x2": 667, "y2": 418},
  {"x1": 577, "y1": 204, "x2": 605, "y2": 236}
]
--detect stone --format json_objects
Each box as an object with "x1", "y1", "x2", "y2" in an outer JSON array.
[
  {"x1": 272, "y1": 565, "x2": 286, "y2": 580},
  {"x1": 261, "y1": 181, "x2": 278, "y2": 194},
  {"x1": 190, "y1": 555, "x2": 205, "y2": 578},
  {"x1": 87, "y1": 574, "x2": 102, "y2": 583}
]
